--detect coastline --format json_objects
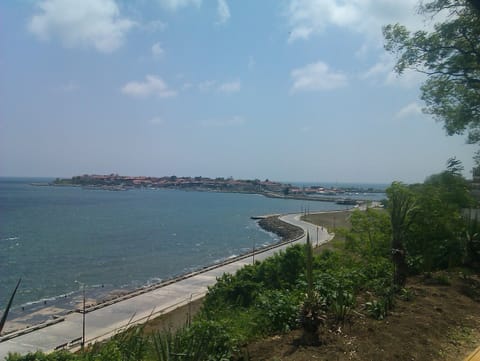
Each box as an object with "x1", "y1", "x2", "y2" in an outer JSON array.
[
  {"x1": 1, "y1": 214, "x2": 305, "y2": 339},
  {"x1": 46, "y1": 182, "x2": 376, "y2": 204},
  {"x1": 46, "y1": 174, "x2": 385, "y2": 205},
  {"x1": 142, "y1": 215, "x2": 308, "y2": 334},
  {"x1": 0, "y1": 210, "x2": 338, "y2": 357}
]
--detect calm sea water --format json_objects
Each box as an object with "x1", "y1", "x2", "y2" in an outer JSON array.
[{"x1": 0, "y1": 178, "x2": 355, "y2": 309}]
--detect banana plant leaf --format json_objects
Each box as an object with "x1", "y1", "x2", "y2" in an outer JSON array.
[{"x1": 0, "y1": 278, "x2": 21, "y2": 334}]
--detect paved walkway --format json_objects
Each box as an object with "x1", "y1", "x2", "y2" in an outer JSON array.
[{"x1": 0, "y1": 212, "x2": 334, "y2": 358}]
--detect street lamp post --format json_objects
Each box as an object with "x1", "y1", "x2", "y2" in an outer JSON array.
[
  {"x1": 75, "y1": 281, "x2": 86, "y2": 351},
  {"x1": 187, "y1": 293, "x2": 193, "y2": 326},
  {"x1": 82, "y1": 284, "x2": 85, "y2": 350},
  {"x1": 252, "y1": 239, "x2": 255, "y2": 264}
]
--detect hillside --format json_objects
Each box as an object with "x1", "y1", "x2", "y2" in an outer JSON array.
[{"x1": 245, "y1": 271, "x2": 480, "y2": 361}]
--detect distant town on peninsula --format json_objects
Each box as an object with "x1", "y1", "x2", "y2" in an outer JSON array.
[{"x1": 51, "y1": 174, "x2": 385, "y2": 204}]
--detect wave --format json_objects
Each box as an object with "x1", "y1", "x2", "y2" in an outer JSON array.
[
  {"x1": 1, "y1": 236, "x2": 19, "y2": 242},
  {"x1": 145, "y1": 277, "x2": 163, "y2": 286},
  {"x1": 215, "y1": 254, "x2": 239, "y2": 263},
  {"x1": 20, "y1": 290, "x2": 77, "y2": 308}
]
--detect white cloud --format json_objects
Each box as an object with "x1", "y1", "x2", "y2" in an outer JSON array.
[
  {"x1": 385, "y1": 68, "x2": 425, "y2": 88},
  {"x1": 159, "y1": 0, "x2": 201, "y2": 11},
  {"x1": 354, "y1": 43, "x2": 369, "y2": 60},
  {"x1": 197, "y1": 79, "x2": 241, "y2": 93},
  {"x1": 198, "y1": 80, "x2": 216, "y2": 92},
  {"x1": 149, "y1": 116, "x2": 165, "y2": 125},
  {"x1": 394, "y1": 102, "x2": 424, "y2": 119},
  {"x1": 57, "y1": 81, "x2": 79, "y2": 92},
  {"x1": 288, "y1": 26, "x2": 313, "y2": 42},
  {"x1": 143, "y1": 20, "x2": 167, "y2": 32},
  {"x1": 361, "y1": 55, "x2": 392, "y2": 80},
  {"x1": 121, "y1": 75, "x2": 177, "y2": 98},
  {"x1": 151, "y1": 42, "x2": 164, "y2": 57},
  {"x1": 201, "y1": 116, "x2": 245, "y2": 127},
  {"x1": 286, "y1": 0, "x2": 426, "y2": 44},
  {"x1": 216, "y1": 0, "x2": 230, "y2": 24},
  {"x1": 29, "y1": 0, "x2": 135, "y2": 53},
  {"x1": 218, "y1": 80, "x2": 241, "y2": 93},
  {"x1": 291, "y1": 61, "x2": 347, "y2": 93},
  {"x1": 361, "y1": 53, "x2": 425, "y2": 88}
]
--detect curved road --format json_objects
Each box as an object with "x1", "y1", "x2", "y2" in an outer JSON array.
[
  {"x1": 0, "y1": 212, "x2": 335, "y2": 358},
  {"x1": 279, "y1": 213, "x2": 334, "y2": 247}
]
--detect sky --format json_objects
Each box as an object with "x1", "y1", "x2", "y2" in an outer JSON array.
[{"x1": 0, "y1": 0, "x2": 476, "y2": 183}]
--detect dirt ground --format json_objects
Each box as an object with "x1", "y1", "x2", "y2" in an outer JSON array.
[
  {"x1": 302, "y1": 210, "x2": 352, "y2": 252},
  {"x1": 244, "y1": 272, "x2": 480, "y2": 361},
  {"x1": 302, "y1": 210, "x2": 353, "y2": 232},
  {"x1": 143, "y1": 210, "x2": 480, "y2": 360},
  {"x1": 245, "y1": 210, "x2": 480, "y2": 361},
  {"x1": 142, "y1": 298, "x2": 204, "y2": 333}
]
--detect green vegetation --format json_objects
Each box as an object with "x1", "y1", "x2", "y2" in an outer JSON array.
[
  {"x1": 387, "y1": 182, "x2": 417, "y2": 288},
  {"x1": 8, "y1": 159, "x2": 480, "y2": 360},
  {"x1": 0, "y1": 279, "x2": 21, "y2": 334},
  {"x1": 384, "y1": 0, "x2": 480, "y2": 149},
  {"x1": 5, "y1": 1, "x2": 480, "y2": 359},
  {"x1": 6, "y1": 232, "x2": 395, "y2": 360},
  {"x1": 7, "y1": 1, "x2": 478, "y2": 359}
]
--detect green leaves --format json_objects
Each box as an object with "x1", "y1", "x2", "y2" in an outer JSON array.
[
  {"x1": 345, "y1": 209, "x2": 391, "y2": 257},
  {"x1": 0, "y1": 278, "x2": 21, "y2": 335},
  {"x1": 255, "y1": 290, "x2": 302, "y2": 333},
  {"x1": 384, "y1": 0, "x2": 480, "y2": 146}
]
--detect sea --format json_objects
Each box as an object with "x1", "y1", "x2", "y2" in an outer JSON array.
[{"x1": 0, "y1": 178, "x2": 386, "y2": 317}]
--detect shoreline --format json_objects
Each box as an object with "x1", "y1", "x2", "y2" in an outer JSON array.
[
  {"x1": 0, "y1": 209, "x2": 344, "y2": 357},
  {"x1": 42, "y1": 182, "x2": 383, "y2": 205},
  {"x1": 0, "y1": 212, "x2": 317, "y2": 357},
  {"x1": 1, "y1": 214, "x2": 305, "y2": 339},
  {"x1": 0, "y1": 210, "x2": 356, "y2": 342},
  {"x1": 142, "y1": 215, "x2": 308, "y2": 334}
]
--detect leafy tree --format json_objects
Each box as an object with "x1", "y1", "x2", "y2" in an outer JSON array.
[
  {"x1": 299, "y1": 233, "x2": 325, "y2": 345},
  {"x1": 402, "y1": 159, "x2": 473, "y2": 272},
  {"x1": 463, "y1": 209, "x2": 480, "y2": 267},
  {"x1": 383, "y1": 0, "x2": 480, "y2": 147},
  {"x1": 424, "y1": 158, "x2": 473, "y2": 208},
  {"x1": 447, "y1": 156, "x2": 465, "y2": 176},
  {"x1": 466, "y1": 0, "x2": 480, "y2": 13},
  {"x1": 345, "y1": 209, "x2": 391, "y2": 257},
  {"x1": 407, "y1": 183, "x2": 465, "y2": 271},
  {"x1": 386, "y1": 182, "x2": 417, "y2": 288}
]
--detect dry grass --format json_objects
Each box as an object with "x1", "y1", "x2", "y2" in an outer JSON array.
[{"x1": 301, "y1": 211, "x2": 352, "y2": 252}]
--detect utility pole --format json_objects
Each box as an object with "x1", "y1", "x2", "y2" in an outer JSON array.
[
  {"x1": 252, "y1": 239, "x2": 255, "y2": 264},
  {"x1": 82, "y1": 284, "x2": 86, "y2": 350},
  {"x1": 187, "y1": 293, "x2": 193, "y2": 326}
]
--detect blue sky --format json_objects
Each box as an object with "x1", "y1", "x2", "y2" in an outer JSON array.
[{"x1": 0, "y1": 0, "x2": 475, "y2": 183}]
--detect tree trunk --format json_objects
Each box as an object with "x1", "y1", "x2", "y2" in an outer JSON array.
[{"x1": 392, "y1": 246, "x2": 407, "y2": 288}]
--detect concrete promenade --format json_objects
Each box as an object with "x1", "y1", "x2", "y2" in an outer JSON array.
[{"x1": 0, "y1": 212, "x2": 334, "y2": 359}]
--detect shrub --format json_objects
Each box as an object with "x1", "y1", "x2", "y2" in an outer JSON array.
[
  {"x1": 313, "y1": 271, "x2": 356, "y2": 323},
  {"x1": 365, "y1": 299, "x2": 388, "y2": 320},
  {"x1": 255, "y1": 289, "x2": 301, "y2": 333}
]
